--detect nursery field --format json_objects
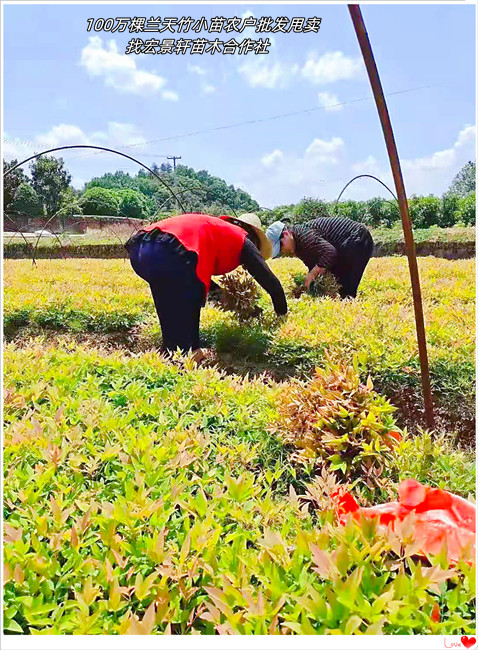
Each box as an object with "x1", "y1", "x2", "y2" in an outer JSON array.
[
  {"x1": 3, "y1": 256, "x2": 476, "y2": 635},
  {"x1": 4, "y1": 256, "x2": 475, "y2": 440}
]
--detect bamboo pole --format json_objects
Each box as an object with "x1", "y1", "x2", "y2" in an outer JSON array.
[{"x1": 348, "y1": 4, "x2": 434, "y2": 428}]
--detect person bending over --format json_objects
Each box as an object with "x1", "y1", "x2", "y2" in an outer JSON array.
[
  {"x1": 266, "y1": 216, "x2": 374, "y2": 298},
  {"x1": 126, "y1": 212, "x2": 287, "y2": 357}
]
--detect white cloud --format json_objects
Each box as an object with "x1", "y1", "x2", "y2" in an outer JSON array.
[
  {"x1": 353, "y1": 125, "x2": 476, "y2": 197},
  {"x1": 161, "y1": 90, "x2": 179, "y2": 102},
  {"x1": 261, "y1": 149, "x2": 284, "y2": 167},
  {"x1": 238, "y1": 136, "x2": 345, "y2": 205},
  {"x1": 238, "y1": 59, "x2": 300, "y2": 89},
  {"x1": 79, "y1": 36, "x2": 177, "y2": 100},
  {"x1": 237, "y1": 125, "x2": 476, "y2": 206},
  {"x1": 302, "y1": 51, "x2": 364, "y2": 85},
  {"x1": 305, "y1": 137, "x2": 344, "y2": 163},
  {"x1": 318, "y1": 91, "x2": 342, "y2": 111},
  {"x1": 3, "y1": 122, "x2": 148, "y2": 164},
  {"x1": 202, "y1": 84, "x2": 217, "y2": 95},
  {"x1": 35, "y1": 124, "x2": 87, "y2": 148},
  {"x1": 188, "y1": 64, "x2": 207, "y2": 76}
]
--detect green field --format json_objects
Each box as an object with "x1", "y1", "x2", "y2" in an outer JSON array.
[{"x1": 3, "y1": 255, "x2": 476, "y2": 635}]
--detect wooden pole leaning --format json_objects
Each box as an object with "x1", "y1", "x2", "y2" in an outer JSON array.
[{"x1": 348, "y1": 4, "x2": 434, "y2": 428}]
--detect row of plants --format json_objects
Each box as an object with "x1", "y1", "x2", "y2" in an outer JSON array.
[
  {"x1": 4, "y1": 257, "x2": 475, "y2": 443},
  {"x1": 259, "y1": 193, "x2": 476, "y2": 229},
  {"x1": 4, "y1": 225, "x2": 475, "y2": 260},
  {"x1": 4, "y1": 341, "x2": 476, "y2": 634}
]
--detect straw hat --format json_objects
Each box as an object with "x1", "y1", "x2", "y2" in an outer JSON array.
[{"x1": 223, "y1": 213, "x2": 272, "y2": 260}]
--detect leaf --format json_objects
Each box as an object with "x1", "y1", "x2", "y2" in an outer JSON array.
[
  {"x1": 111, "y1": 549, "x2": 127, "y2": 568},
  {"x1": 179, "y1": 531, "x2": 191, "y2": 565},
  {"x1": 344, "y1": 614, "x2": 363, "y2": 635},
  {"x1": 70, "y1": 524, "x2": 79, "y2": 549},
  {"x1": 134, "y1": 571, "x2": 158, "y2": 601},
  {"x1": 4, "y1": 523, "x2": 23, "y2": 543},
  {"x1": 108, "y1": 578, "x2": 123, "y2": 612},
  {"x1": 310, "y1": 545, "x2": 336, "y2": 580},
  {"x1": 76, "y1": 576, "x2": 101, "y2": 608},
  {"x1": 4, "y1": 619, "x2": 24, "y2": 633},
  {"x1": 3, "y1": 563, "x2": 13, "y2": 584},
  {"x1": 13, "y1": 564, "x2": 25, "y2": 584}
]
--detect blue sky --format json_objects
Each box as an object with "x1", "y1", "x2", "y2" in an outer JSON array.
[{"x1": 3, "y1": 2, "x2": 476, "y2": 208}]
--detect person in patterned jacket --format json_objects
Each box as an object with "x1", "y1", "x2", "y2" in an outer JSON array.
[{"x1": 266, "y1": 216, "x2": 374, "y2": 299}]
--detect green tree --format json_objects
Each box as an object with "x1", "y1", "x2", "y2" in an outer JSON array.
[
  {"x1": 448, "y1": 161, "x2": 476, "y2": 197},
  {"x1": 80, "y1": 187, "x2": 120, "y2": 216},
  {"x1": 455, "y1": 192, "x2": 476, "y2": 225},
  {"x1": 408, "y1": 195, "x2": 442, "y2": 228},
  {"x1": 30, "y1": 156, "x2": 72, "y2": 216},
  {"x1": 3, "y1": 159, "x2": 28, "y2": 211},
  {"x1": 57, "y1": 188, "x2": 83, "y2": 217},
  {"x1": 293, "y1": 197, "x2": 329, "y2": 224},
  {"x1": 10, "y1": 183, "x2": 43, "y2": 217},
  {"x1": 118, "y1": 189, "x2": 149, "y2": 219},
  {"x1": 441, "y1": 193, "x2": 460, "y2": 227}
]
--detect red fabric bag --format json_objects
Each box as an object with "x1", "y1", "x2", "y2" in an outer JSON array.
[{"x1": 333, "y1": 479, "x2": 476, "y2": 564}]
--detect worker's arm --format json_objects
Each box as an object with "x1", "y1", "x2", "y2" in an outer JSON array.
[{"x1": 240, "y1": 239, "x2": 287, "y2": 315}]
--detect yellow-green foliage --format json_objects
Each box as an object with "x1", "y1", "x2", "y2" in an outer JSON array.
[
  {"x1": 4, "y1": 257, "x2": 475, "y2": 426},
  {"x1": 3, "y1": 342, "x2": 475, "y2": 635},
  {"x1": 272, "y1": 360, "x2": 401, "y2": 499}
]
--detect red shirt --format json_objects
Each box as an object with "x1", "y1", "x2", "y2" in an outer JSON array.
[{"x1": 143, "y1": 213, "x2": 247, "y2": 294}]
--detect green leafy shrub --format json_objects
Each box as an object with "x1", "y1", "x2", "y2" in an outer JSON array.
[
  {"x1": 10, "y1": 183, "x2": 43, "y2": 217},
  {"x1": 118, "y1": 189, "x2": 149, "y2": 219},
  {"x1": 293, "y1": 197, "x2": 330, "y2": 223},
  {"x1": 456, "y1": 192, "x2": 476, "y2": 226},
  {"x1": 408, "y1": 195, "x2": 442, "y2": 228},
  {"x1": 395, "y1": 429, "x2": 476, "y2": 498},
  {"x1": 271, "y1": 359, "x2": 402, "y2": 500},
  {"x1": 80, "y1": 187, "x2": 120, "y2": 216},
  {"x1": 57, "y1": 189, "x2": 83, "y2": 218},
  {"x1": 3, "y1": 343, "x2": 475, "y2": 635}
]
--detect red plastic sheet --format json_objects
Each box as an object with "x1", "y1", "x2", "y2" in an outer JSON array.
[{"x1": 333, "y1": 479, "x2": 476, "y2": 564}]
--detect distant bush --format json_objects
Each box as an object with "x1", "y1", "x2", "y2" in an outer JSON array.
[
  {"x1": 118, "y1": 188, "x2": 150, "y2": 219},
  {"x1": 57, "y1": 189, "x2": 83, "y2": 218},
  {"x1": 263, "y1": 192, "x2": 475, "y2": 230},
  {"x1": 408, "y1": 195, "x2": 442, "y2": 229},
  {"x1": 293, "y1": 197, "x2": 330, "y2": 223},
  {"x1": 80, "y1": 187, "x2": 120, "y2": 216},
  {"x1": 456, "y1": 192, "x2": 476, "y2": 225}
]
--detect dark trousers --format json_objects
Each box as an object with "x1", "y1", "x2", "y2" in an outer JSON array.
[
  {"x1": 128, "y1": 238, "x2": 204, "y2": 352},
  {"x1": 333, "y1": 230, "x2": 374, "y2": 299}
]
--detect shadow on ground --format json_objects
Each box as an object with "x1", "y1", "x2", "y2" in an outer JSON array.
[{"x1": 6, "y1": 322, "x2": 475, "y2": 449}]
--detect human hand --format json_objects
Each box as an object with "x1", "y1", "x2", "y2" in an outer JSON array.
[{"x1": 304, "y1": 266, "x2": 325, "y2": 289}]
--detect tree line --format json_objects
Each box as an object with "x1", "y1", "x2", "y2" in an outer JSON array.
[
  {"x1": 259, "y1": 161, "x2": 475, "y2": 228},
  {"x1": 3, "y1": 156, "x2": 475, "y2": 229},
  {"x1": 3, "y1": 158, "x2": 260, "y2": 223}
]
